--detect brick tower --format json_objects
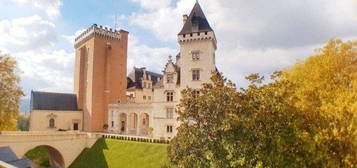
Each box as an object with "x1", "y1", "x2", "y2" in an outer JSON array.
[{"x1": 74, "y1": 24, "x2": 128, "y2": 132}]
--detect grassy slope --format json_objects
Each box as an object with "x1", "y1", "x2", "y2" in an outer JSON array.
[{"x1": 69, "y1": 138, "x2": 168, "y2": 168}]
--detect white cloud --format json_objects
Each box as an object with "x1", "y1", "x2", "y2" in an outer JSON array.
[
  {"x1": 16, "y1": 49, "x2": 74, "y2": 93},
  {"x1": 127, "y1": 35, "x2": 177, "y2": 73},
  {"x1": 131, "y1": 0, "x2": 172, "y2": 10},
  {"x1": 128, "y1": 0, "x2": 357, "y2": 85},
  {"x1": 0, "y1": 15, "x2": 57, "y2": 52},
  {"x1": 0, "y1": 14, "x2": 73, "y2": 95},
  {"x1": 11, "y1": 0, "x2": 62, "y2": 19},
  {"x1": 62, "y1": 29, "x2": 86, "y2": 45}
]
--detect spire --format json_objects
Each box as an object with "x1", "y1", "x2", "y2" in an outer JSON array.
[{"x1": 178, "y1": 1, "x2": 213, "y2": 35}]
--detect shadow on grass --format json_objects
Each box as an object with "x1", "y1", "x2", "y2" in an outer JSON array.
[{"x1": 69, "y1": 138, "x2": 109, "y2": 168}]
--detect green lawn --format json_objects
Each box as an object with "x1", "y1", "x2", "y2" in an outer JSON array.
[{"x1": 69, "y1": 138, "x2": 168, "y2": 168}]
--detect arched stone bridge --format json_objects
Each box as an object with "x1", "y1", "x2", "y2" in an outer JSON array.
[{"x1": 0, "y1": 131, "x2": 100, "y2": 168}]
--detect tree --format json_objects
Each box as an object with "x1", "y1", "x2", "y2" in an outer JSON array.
[
  {"x1": 168, "y1": 72, "x2": 310, "y2": 168},
  {"x1": 17, "y1": 114, "x2": 30, "y2": 131},
  {"x1": 281, "y1": 39, "x2": 357, "y2": 167},
  {"x1": 0, "y1": 51, "x2": 24, "y2": 130},
  {"x1": 168, "y1": 39, "x2": 357, "y2": 168}
]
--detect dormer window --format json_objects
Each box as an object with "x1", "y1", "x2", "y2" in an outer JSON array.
[
  {"x1": 167, "y1": 74, "x2": 174, "y2": 83},
  {"x1": 192, "y1": 51, "x2": 200, "y2": 61}
]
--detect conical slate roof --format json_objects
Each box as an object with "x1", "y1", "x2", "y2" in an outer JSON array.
[{"x1": 178, "y1": 2, "x2": 213, "y2": 35}]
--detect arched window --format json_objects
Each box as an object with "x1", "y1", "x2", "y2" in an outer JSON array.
[{"x1": 49, "y1": 118, "x2": 55, "y2": 128}]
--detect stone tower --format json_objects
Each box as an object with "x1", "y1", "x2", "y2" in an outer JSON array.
[
  {"x1": 178, "y1": 1, "x2": 217, "y2": 89},
  {"x1": 74, "y1": 24, "x2": 128, "y2": 132}
]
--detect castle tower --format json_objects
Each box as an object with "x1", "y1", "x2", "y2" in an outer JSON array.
[
  {"x1": 74, "y1": 24, "x2": 128, "y2": 131},
  {"x1": 178, "y1": 1, "x2": 217, "y2": 89}
]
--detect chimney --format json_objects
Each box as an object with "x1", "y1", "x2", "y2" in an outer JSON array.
[{"x1": 183, "y1": 14, "x2": 188, "y2": 24}]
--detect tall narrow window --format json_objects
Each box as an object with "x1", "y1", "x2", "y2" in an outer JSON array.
[
  {"x1": 192, "y1": 51, "x2": 200, "y2": 60},
  {"x1": 134, "y1": 114, "x2": 138, "y2": 129},
  {"x1": 166, "y1": 91, "x2": 174, "y2": 102},
  {"x1": 49, "y1": 118, "x2": 55, "y2": 128},
  {"x1": 166, "y1": 108, "x2": 174, "y2": 119},
  {"x1": 192, "y1": 69, "x2": 200, "y2": 81},
  {"x1": 167, "y1": 74, "x2": 174, "y2": 83},
  {"x1": 167, "y1": 125, "x2": 173, "y2": 133},
  {"x1": 213, "y1": 53, "x2": 216, "y2": 64}
]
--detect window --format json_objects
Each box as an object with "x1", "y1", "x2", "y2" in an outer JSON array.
[
  {"x1": 148, "y1": 96, "x2": 151, "y2": 100},
  {"x1": 143, "y1": 82, "x2": 147, "y2": 88},
  {"x1": 143, "y1": 96, "x2": 146, "y2": 100},
  {"x1": 192, "y1": 51, "x2": 200, "y2": 60},
  {"x1": 49, "y1": 118, "x2": 55, "y2": 128},
  {"x1": 166, "y1": 108, "x2": 174, "y2": 119},
  {"x1": 213, "y1": 53, "x2": 216, "y2": 64},
  {"x1": 167, "y1": 125, "x2": 173, "y2": 133},
  {"x1": 166, "y1": 91, "x2": 174, "y2": 102},
  {"x1": 192, "y1": 69, "x2": 200, "y2": 81},
  {"x1": 111, "y1": 121, "x2": 114, "y2": 127},
  {"x1": 148, "y1": 83, "x2": 151, "y2": 88},
  {"x1": 167, "y1": 74, "x2": 174, "y2": 83},
  {"x1": 194, "y1": 90, "x2": 200, "y2": 98},
  {"x1": 133, "y1": 115, "x2": 138, "y2": 129}
]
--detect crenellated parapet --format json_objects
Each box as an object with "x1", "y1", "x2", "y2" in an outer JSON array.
[
  {"x1": 74, "y1": 24, "x2": 128, "y2": 48},
  {"x1": 177, "y1": 31, "x2": 217, "y2": 49}
]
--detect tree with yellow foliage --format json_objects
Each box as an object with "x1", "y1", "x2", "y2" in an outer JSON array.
[
  {"x1": 282, "y1": 39, "x2": 357, "y2": 167},
  {"x1": 0, "y1": 51, "x2": 24, "y2": 130}
]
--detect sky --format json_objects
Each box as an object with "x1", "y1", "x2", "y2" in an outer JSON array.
[{"x1": 1, "y1": 0, "x2": 357, "y2": 100}]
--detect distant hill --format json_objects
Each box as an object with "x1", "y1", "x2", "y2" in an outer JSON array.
[{"x1": 20, "y1": 98, "x2": 30, "y2": 115}]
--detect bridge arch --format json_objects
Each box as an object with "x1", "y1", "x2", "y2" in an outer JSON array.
[
  {"x1": 25, "y1": 145, "x2": 65, "y2": 168},
  {"x1": 0, "y1": 132, "x2": 99, "y2": 168}
]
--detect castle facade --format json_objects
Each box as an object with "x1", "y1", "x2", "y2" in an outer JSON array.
[{"x1": 29, "y1": 2, "x2": 217, "y2": 139}]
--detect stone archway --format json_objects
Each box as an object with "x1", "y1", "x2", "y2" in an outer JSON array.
[
  {"x1": 139, "y1": 113, "x2": 150, "y2": 136},
  {"x1": 119, "y1": 113, "x2": 127, "y2": 134},
  {"x1": 24, "y1": 145, "x2": 65, "y2": 168}
]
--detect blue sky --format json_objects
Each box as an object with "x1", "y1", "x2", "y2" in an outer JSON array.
[{"x1": 1, "y1": 0, "x2": 357, "y2": 103}]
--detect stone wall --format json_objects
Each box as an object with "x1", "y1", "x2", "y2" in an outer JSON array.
[{"x1": 29, "y1": 110, "x2": 83, "y2": 131}]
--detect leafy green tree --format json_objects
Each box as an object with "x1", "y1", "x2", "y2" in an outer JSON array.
[
  {"x1": 0, "y1": 51, "x2": 24, "y2": 130},
  {"x1": 17, "y1": 114, "x2": 30, "y2": 131},
  {"x1": 168, "y1": 40, "x2": 357, "y2": 168}
]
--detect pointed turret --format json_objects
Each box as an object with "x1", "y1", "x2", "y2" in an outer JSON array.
[{"x1": 178, "y1": 2, "x2": 213, "y2": 35}]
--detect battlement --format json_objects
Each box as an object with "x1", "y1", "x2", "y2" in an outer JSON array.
[
  {"x1": 177, "y1": 31, "x2": 217, "y2": 49},
  {"x1": 74, "y1": 24, "x2": 128, "y2": 48}
]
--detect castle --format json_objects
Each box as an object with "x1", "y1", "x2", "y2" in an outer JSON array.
[{"x1": 29, "y1": 2, "x2": 217, "y2": 139}]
